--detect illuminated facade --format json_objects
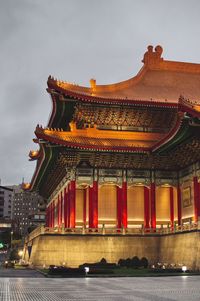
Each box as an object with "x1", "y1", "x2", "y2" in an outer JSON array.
[{"x1": 24, "y1": 46, "x2": 200, "y2": 266}]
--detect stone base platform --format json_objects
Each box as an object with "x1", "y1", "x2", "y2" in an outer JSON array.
[{"x1": 24, "y1": 231, "x2": 200, "y2": 269}]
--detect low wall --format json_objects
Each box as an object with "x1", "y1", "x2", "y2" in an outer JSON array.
[
  {"x1": 24, "y1": 234, "x2": 159, "y2": 267},
  {"x1": 24, "y1": 231, "x2": 200, "y2": 269},
  {"x1": 158, "y1": 231, "x2": 200, "y2": 270}
]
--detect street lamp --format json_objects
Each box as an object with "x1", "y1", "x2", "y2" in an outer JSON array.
[
  {"x1": 18, "y1": 250, "x2": 24, "y2": 264},
  {"x1": 182, "y1": 265, "x2": 187, "y2": 272},
  {"x1": 18, "y1": 250, "x2": 23, "y2": 257},
  {"x1": 10, "y1": 231, "x2": 13, "y2": 250}
]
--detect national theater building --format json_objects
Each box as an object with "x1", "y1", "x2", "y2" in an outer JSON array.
[{"x1": 23, "y1": 46, "x2": 200, "y2": 268}]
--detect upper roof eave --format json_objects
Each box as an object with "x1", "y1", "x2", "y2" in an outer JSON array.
[
  {"x1": 47, "y1": 81, "x2": 178, "y2": 108},
  {"x1": 47, "y1": 44, "x2": 200, "y2": 108}
]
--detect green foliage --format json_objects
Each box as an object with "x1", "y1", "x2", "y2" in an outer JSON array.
[
  {"x1": 131, "y1": 256, "x2": 140, "y2": 268},
  {"x1": 140, "y1": 257, "x2": 149, "y2": 268},
  {"x1": 9, "y1": 249, "x2": 20, "y2": 261},
  {"x1": 118, "y1": 256, "x2": 149, "y2": 269},
  {"x1": 0, "y1": 230, "x2": 11, "y2": 246}
]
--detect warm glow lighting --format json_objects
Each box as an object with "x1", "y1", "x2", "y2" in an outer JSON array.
[
  {"x1": 22, "y1": 183, "x2": 31, "y2": 190},
  {"x1": 18, "y1": 250, "x2": 23, "y2": 257},
  {"x1": 85, "y1": 267, "x2": 90, "y2": 274},
  {"x1": 193, "y1": 105, "x2": 200, "y2": 112},
  {"x1": 31, "y1": 151, "x2": 38, "y2": 156},
  {"x1": 182, "y1": 266, "x2": 187, "y2": 272},
  {"x1": 29, "y1": 150, "x2": 39, "y2": 159},
  {"x1": 44, "y1": 121, "x2": 164, "y2": 149}
]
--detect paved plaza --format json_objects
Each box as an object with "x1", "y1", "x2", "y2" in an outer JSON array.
[
  {"x1": 0, "y1": 268, "x2": 44, "y2": 278},
  {"x1": 0, "y1": 276, "x2": 200, "y2": 301}
]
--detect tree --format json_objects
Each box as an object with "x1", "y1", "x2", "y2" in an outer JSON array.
[
  {"x1": 100, "y1": 258, "x2": 107, "y2": 265},
  {"x1": 140, "y1": 257, "x2": 149, "y2": 268},
  {"x1": 125, "y1": 258, "x2": 132, "y2": 268},
  {"x1": 118, "y1": 259, "x2": 126, "y2": 267},
  {"x1": 131, "y1": 256, "x2": 140, "y2": 268},
  {"x1": 9, "y1": 248, "x2": 20, "y2": 261}
]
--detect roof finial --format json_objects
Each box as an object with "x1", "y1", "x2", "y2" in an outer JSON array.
[
  {"x1": 90, "y1": 78, "x2": 96, "y2": 92},
  {"x1": 142, "y1": 45, "x2": 163, "y2": 65}
]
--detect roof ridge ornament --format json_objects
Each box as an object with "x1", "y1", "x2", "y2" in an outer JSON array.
[
  {"x1": 90, "y1": 78, "x2": 96, "y2": 94},
  {"x1": 22, "y1": 183, "x2": 31, "y2": 190},
  {"x1": 142, "y1": 45, "x2": 163, "y2": 66},
  {"x1": 29, "y1": 150, "x2": 40, "y2": 161},
  {"x1": 178, "y1": 95, "x2": 200, "y2": 117},
  {"x1": 179, "y1": 95, "x2": 195, "y2": 108}
]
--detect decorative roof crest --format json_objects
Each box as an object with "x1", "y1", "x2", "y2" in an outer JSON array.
[
  {"x1": 90, "y1": 78, "x2": 96, "y2": 93},
  {"x1": 179, "y1": 95, "x2": 195, "y2": 108},
  {"x1": 22, "y1": 182, "x2": 31, "y2": 190},
  {"x1": 29, "y1": 150, "x2": 40, "y2": 161},
  {"x1": 142, "y1": 45, "x2": 163, "y2": 66}
]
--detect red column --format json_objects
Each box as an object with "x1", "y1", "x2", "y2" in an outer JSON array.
[
  {"x1": 88, "y1": 185, "x2": 94, "y2": 228},
  {"x1": 88, "y1": 182, "x2": 98, "y2": 229},
  {"x1": 198, "y1": 182, "x2": 200, "y2": 219},
  {"x1": 52, "y1": 201, "x2": 55, "y2": 228},
  {"x1": 64, "y1": 187, "x2": 68, "y2": 228},
  {"x1": 48, "y1": 206, "x2": 50, "y2": 227},
  {"x1": 67, "y1": 183, "x2": 70, "y2": 228},
  {"x1": 117, "y1": 186, "x2": 122, "y2": 228},
  {"x1": 83, "y1": 188, "x2": 87, "y2": 226},
  {"x1": 57, "y1": 195, "x2": 60, "y2": 227},
  {"x1": 150, "y1": 183, "x2": 156, "y2": 229},
  {"x1": 121, "y1": 182, "x2": 127, "y2": 228},
  {"x1": 89, "y1": 186, "x2": 93, "y2": 228},
  {"x1": 144, "y1": 186, "x2": 150, "y2": 229},
  {"x1": 93, "y1": 181, "x2": 98, "y2": 228},
  {"x1": 193, "y1": 176, "x2": 200, "y2": 222},
  {"x1": 169, "y1": 187, "x2": 174, "y2": 228},
  {"x1": 69, "y1": 180, "x2": 76, "y2": 228},
  {"x1": 60, "y1": 191, "x2": 63, "y2": 226},
  {"x1": 177, "y1": 184, "x2": 182, "y2": 226}
]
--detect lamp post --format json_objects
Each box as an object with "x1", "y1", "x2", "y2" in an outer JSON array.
[
  {"x1": 18, "y1": 250, "x2": 23, "y2": 257},
  {"x1": 10, "y1": 231, "x2": 13, "y2": 250},
  {"x1": 18, "y1": 250, "x2": 24, "y2": 264}
]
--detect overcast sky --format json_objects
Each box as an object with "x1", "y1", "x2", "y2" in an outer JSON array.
[{"x1": 1, "y1": 0, "x2": 200, "y2": 185}]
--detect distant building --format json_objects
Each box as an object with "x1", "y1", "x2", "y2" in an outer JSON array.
[
  {"x1": 0, "y1": 186, "x2": 13, "y2": 219},
  {"x1": 0, "y1": 186, "x2": 13, "y2": 252},
  {"x1": 12, "y1": 185, "x2": 46, "y2": 237}
]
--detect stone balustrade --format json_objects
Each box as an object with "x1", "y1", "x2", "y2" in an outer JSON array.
[{"x1": 25, "y1": 222, "x2": 200, "y2": 243}]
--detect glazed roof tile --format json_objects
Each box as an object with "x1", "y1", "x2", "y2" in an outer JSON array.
[
  {"x1": 34, "y1": 122, "x2": 177, "y2": 153},
  {"x1": 47, "y1": 45, "x2": 200, "y2": 104}
]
